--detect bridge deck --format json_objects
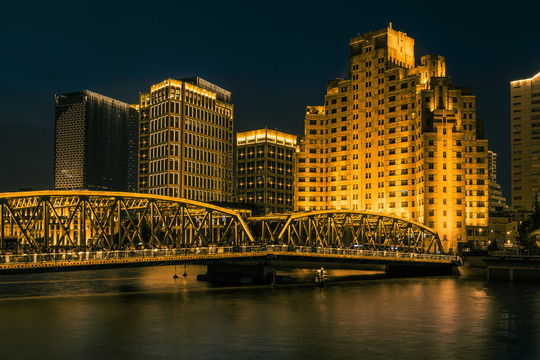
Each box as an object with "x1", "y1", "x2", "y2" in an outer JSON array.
[{"x1": 0, "y1": 246, "x2": 459, "y2": 273}]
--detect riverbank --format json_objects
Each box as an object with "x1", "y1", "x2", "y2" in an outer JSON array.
[{"x1": 459, "y1": 253, "x2": 540, "y2": 282}]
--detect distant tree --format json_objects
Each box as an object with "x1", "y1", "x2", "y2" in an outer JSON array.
[
  {"x1": 529, "y1": 229, "x2": 540, "y2": 248},
  {"x1": 532, "y1": 195, "x2": 540, "y2": 228},
  {"x1": 487, "y1": 239, "x2": 499, "y2": 251},
  {"x1": 517, "y1": 194, "x2": 540, "y2": 249}
]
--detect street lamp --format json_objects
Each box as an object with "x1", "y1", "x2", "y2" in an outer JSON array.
[{"x1": 479, "y1": 228, "x2": 483, "y2": 249}]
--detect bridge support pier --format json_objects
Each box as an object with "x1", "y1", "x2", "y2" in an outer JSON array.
[
  {"x1": 385, "y1": 263, "x2": 455, "y2": 277},
  {"x1": 197, "y1": 261, "x2": 275, "y2": 285}
]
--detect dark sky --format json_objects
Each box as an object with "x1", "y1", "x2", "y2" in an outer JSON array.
[{"x1": 1, "y1": 0, "x2": 539, "y2": 201}]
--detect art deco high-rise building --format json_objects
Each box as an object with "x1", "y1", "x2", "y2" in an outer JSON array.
[
  {"x1": 510, "y1": 72, "x2": 540, "y2": 211},
  {"x1": 54, "y1": 90, "x2": 138, "y2": 192},
  {"x1": 296, "y1": 25, "x2": 489, "y2": 252},
  {"x1": 236, "y1": 129, "x2": 297, "y2": 213},
  {"x1": 138, "y1": 78, "x2": 233, "y2": 202}
]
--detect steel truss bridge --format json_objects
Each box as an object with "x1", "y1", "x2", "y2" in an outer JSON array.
[{"x1": 0, "y1": 191, "x2": 457, "y2": 271}]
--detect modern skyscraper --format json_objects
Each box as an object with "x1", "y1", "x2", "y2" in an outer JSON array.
[
  {"x1": 295, "y1": 25, "x2": 489, "y2": 253},
  {"x1": 510, "y1": 72, "x2": 540, "y2": 211},
  {"x1": 54, "y1": 90, "x2": 138, "y2": 192},
  {"x1": 236, "y1": 128, "x2": 297, "y2": 213},
  {"x1": 138, "y1": 78, "x2": 233, "y2": 202}
]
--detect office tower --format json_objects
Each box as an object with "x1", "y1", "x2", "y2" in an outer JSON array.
[
  {"x1": 138, "y1": 78, "x2": 233, "y2": 202},
  {"x1": 236, "y1": 129, "x2": 297, "y2": 213},
  {"x1": 54, "y1": 90, "x2": 138, "y2": 192},
  {"x1": 487, "y1": 151, "x2": 507, "y2": 212},
  {"x1": 296, "y1": 25, "x2": 489, "y2": 253},
  {"x1": 510, "y1": 72, "x2": 540, "y2": 211}
]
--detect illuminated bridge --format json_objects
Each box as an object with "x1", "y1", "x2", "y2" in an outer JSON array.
[{"x1": 0, "y1": 191, "x2": 459, "y2": 274}]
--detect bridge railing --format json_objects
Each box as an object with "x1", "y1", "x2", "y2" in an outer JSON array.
[
  {"x1": 0, "y1": 245, "x2": 460, "y2": 265},
  {"x1": 0, "y1": 248, "x2": 234, "y2": 264},
  {"x1": 262, "y1": 245, "x2": 459, "y2": 263},
  {"x1": 487, "y1": 249, "x2": 540, "y2": 257}
]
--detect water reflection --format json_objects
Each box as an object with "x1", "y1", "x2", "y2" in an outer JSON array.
[
  {"x1": 1, "y1": 267, "x2": 540, "y2": 360},
  {"x1": 482, "y1": 283, "x2": 540, "y2": 359}
]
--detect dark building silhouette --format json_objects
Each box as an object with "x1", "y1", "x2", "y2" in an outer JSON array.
[{"x1": 54, "y1": 90, "x2": 138, "y2": 192}]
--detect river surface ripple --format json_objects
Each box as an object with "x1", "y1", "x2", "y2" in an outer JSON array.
[{"x1": 0, "y1": 266, "x2": 539, "y2": 360}]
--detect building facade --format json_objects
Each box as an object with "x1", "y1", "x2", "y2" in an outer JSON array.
[
  {"x1": 511, "y1": 72, "x2": 540, "y2": 211},
  {"x1": 488, "y1": 215, "x2": 518, "y2": 249},
  {"x1": 487, "y1": 150, "x2": 507, "y2": 212},
  {"x1": 54, "y1": 90, "x2": 138, "y2": 192},
  {"x1": 295, "y1": 25, "x2": 489, "y2": 253},
  {"x1": 138, "y1": 78, "x2": 233, "y2": 202},
  {"x1": 236, "y1": 129, "x2": 297, "y2": 214}
]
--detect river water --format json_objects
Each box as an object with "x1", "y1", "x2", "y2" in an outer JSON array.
[{"x1": 0, "y1": 265, "x2": 539, "y2": 360}]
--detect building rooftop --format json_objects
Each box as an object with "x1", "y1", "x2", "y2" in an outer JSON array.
[
  {"x1": 55, "y1": 90, "x2": 131, "y2": 107},
  {"x1": 511, "y1": 71, "x2": 540, "y2": 84},
  {"x1": 236, "y1": 128, "x2": 297, "y2": 147}
]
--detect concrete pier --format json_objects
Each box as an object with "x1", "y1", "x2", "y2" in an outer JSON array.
[
  {"x1": 197, "y1": 261, "x2": 275, "y2": 284},
  {"x1": 484, "y1": 255, "x2": 540, "y2": 282}
]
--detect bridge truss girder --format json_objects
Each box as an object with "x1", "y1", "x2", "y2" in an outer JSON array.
[
  {"x1": 0, "y1": 191, "x2": 254, "y2": 253},
  {"x1": 0, "y1": 192, "x2": 444, "y2": 255},
  {"x1": 248, "y1": 210, "x2": 444, "y2": 254}
]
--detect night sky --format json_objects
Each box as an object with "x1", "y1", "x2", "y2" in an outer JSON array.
[{"x1": 1, "y1": 0, "x2": 539, "y2": 202}]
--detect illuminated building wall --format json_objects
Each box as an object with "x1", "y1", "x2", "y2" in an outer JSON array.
[
  {"x1": 236, "y1": 129, "x2": 296, "y2": 213},
  {"x1": 295, "y1": 25, "x2": 489, "y2": 252},
  {"x1": 54, "y1": 90, "x2": 138, "y2": 192},
  {"x1": 510, "y1": 72, "x2": 540, "y2": 211},
  {"x1": 138, "y1": 78, "x2": 233, "y2": 202}
]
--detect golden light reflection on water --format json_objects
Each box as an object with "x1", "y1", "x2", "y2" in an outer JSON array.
[{"x1": 1, "y1": 268, "x2": 540, "y2": 359}]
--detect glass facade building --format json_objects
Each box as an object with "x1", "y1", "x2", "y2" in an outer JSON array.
[{"x1": 54, "y1": 90, "x2": 138, "y2": 192}]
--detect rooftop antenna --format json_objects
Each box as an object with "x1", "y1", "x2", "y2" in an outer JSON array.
[{"x1": 389, "y1": 22, "x2": 392, "y2": 29}]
